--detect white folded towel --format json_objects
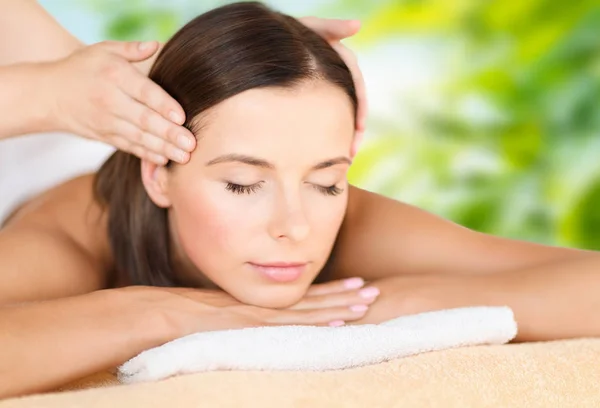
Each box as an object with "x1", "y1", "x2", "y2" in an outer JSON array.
[{"x1": 118, "y1": 306, "x2": 517, "y2": 384}]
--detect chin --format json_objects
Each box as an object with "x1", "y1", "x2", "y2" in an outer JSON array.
[{"x1": 231, "y1": 285, "x2": 307, "y2": 309}]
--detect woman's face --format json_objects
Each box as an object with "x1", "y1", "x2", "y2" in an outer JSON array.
[{"x1": 146, "y1": 80, "x2": 354, "y2": 308}]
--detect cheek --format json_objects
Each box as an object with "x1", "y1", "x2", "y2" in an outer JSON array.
[
  {"x1": 169, "y1": 186, "x2": 259, "y2": 265},
  {"x1": 307, "y1": 193, "x2": 348, "y2": 251}
]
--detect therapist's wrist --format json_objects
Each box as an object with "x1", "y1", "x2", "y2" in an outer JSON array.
[
  {"x1": 27, "y1": 61, "x2": 63, "y2": 134},
  {"x1": 0, "y1": 62, "x2": 59, "y2": 136}
]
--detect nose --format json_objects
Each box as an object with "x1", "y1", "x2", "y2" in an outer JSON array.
[{"x1": 268, "y1": 190, "x2": 310, "y2": 242}]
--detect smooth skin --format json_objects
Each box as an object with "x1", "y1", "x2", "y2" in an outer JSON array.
[
  {"x1": 2, "y1": 0, "x2": 600, "y2": 401},
  {"x1": 0, "y1": 0, "x2": 367, "y2": 163},
  {"x1": 2, "y1": 82, "x2": 600, "y2": 398}
]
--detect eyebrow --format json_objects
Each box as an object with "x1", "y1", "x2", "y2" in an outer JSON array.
[{"x1": 205, "y1": 154, "x2": 352, "y2": 170}]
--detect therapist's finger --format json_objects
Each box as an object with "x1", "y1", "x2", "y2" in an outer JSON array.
[
  {"x1": 108, "y1": 134, "x2": 169, "y2": 165},
  {"x1": 110, "y1": 90, "x2": 194, "y2": 163},
  {"x1": 110, "y1": 114, "x2": 189, "y2": 164},
  {"x1": 116, "y1": 64, "x2": 195, "y2": 146},
  {"x1": 109, "y1": 119, "x2": 178, "y2": 165},
  {"x1": 121, "y1": 65, "x2": 185, "y2": 124},
  {"x1": 93, "y1": 40, "x2": 189, "y2": 129},
  {"x1": 330, "y1": 42, "x2": 367, "y2": 133},
  {"x1": 94, "y1": 40, "x2": 160, "y2": 63},
  {"x1": 299, "y1": 17, "x2": 361, "y2": 41}
]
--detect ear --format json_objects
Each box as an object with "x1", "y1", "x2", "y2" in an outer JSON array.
[{"x1": 141, "y1": 160, "x2": 172, "y2": 208}]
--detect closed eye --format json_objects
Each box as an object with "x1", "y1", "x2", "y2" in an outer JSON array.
[
  {"x1": 313, "y1": 184, "x2": 344, "y2": 196},
  {"x1": 225, "y1": 182, "x2": 264, "y2": 195}
]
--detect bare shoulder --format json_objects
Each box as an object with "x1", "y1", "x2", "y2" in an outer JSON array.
[
  {"x1": 0, "y1": 174, "x2": 113, "y2": 303},
  {"x1": 330, "y1": 185, "x2": 587, "y2": 281}
]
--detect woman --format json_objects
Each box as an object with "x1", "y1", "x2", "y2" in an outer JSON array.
[
  {"x1": 1, "y1": 1, "x2": 599, "y2": 399},
  {"x1": 0, "y1": 1, "x2": 366, "y2": 221}
]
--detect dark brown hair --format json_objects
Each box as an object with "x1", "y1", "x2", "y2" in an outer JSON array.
[{"x1": 94, "y1": 1, "x2": 357, "y2": 287}]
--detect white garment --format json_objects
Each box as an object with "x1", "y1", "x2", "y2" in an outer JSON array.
[
  {"x1": 0, "y1": 133, "x2": 114, "y2": 223},
  {"x1": 118, "y1": 306, "x2": 518, "y2": 384}
]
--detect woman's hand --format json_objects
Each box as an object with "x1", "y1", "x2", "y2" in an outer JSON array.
[
  {"x1": 347, "y1": 274, "x2": 477, "y2": 325},
  {"x1": 300, "y1": 17, "x2": 367, "y2": 155},
  {"x1": 39, "y1": 40, "x2": 196, "y2": 165},
  {"x1": 119, "y1": 277, "x2": 381, "y2": 339}
]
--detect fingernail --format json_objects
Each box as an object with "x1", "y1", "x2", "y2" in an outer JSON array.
[
  {"x1": 349, "y1": 304, "x2": 368, "y2": 312},
  {"x1": 152, "y1": 155, "x2": 168, "y2": 166},
  {"x1": 177, "y1": 134, "x2": 194, "y2": 151},
  {"x1": 328, "y1": 320, "x2": 345, "y2": 327},
  {"x1": 171, "y1": 149, "x2": 187, "y2": 163},
  {"x1": 138, "y1": 41, "x2": 153, "y2": 51},
  {"x1": 343, "y1": 277, "x2": 364, "y2": 289},
  {"x1": 359, "y1": 287, "x2": 380, "y2": 298},
  {"x1": 169, "y1": 110, "x2": 184, "y2": 124}
]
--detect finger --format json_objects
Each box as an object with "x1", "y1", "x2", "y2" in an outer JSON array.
[
  {"x1": 110, "y1": 91, "x2": 194, "y2": 163},
  {"x1": 107, "y1": 135, "x2": 166, "y2": 165},
  {"x1": 146, "y1": 151, "x2": 169, "y2": 166},
  {"x1": 289, "y1": 286, "x2": 380, "y2": 311},
  {"x1": 133, "y1": 42, "x2": 165, "y2": 76},
  {"x1": 351, "y1": 130, "x2": 364, "y2": 158},
  {"x1": 131, "y1": 146, "x2": 168, "y2": 166},
  {"x1": 117, "y1": 61, "x2": 189, "y2": 128},
  {"x1": 299, "y1": 17, "x2": 361, "y2": 41},
  {"x1": 269, "y1": 305, "x2": 370, "y2": 326},
  {"x1": 110, "y1": 117, "x2": 184, "y2": 163},
  {"x1": 94, "y1": 40, "x2": 160, "y2": 63},
  {"x1": 331, "y1": 42, "x2": 368, "y2": 133},
  {"x1": 108, "y1": 135, "x2": 135, "y2": 156},
  {"x1": 304, "y1": 277, "x2": 365, "y2": 297}
]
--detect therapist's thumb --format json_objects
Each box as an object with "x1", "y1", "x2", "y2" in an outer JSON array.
[{"x1": 94, "y1": 40, "x2": 159, "y2": 62}]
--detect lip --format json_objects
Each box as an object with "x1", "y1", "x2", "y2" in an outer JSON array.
[
  {"x1": 249, "y1": 262, "x2": 308, "y2": 283},
  {"x1": 252, "y1": 262, "x2": 306, "y2": 268}
]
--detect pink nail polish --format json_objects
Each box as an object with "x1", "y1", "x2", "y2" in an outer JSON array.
[
  {"x1": 349, "y1": 304, "x2": 368, "y2": 312},
  {"x1": 359, "y1": 287, "x2": 380, "y2": 298},
  {"x1": 343, "y1": 277, "x2": 364, "y2": 289},
  {"x1": 329, "y1": 320, "x2": 345, "y2": 327}
]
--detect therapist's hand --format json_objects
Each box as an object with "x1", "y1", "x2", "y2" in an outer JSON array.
[
  {"x1": 300, "y1": 17, "x2": 367, "y2": 156},
  {"x1": 42, "y1": 40, "x2": 196, "y2": 165}
]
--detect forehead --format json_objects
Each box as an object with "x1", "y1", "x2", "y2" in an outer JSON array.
[{"x1": 190, "y1": 81, "x2": 355, "y2": 163}]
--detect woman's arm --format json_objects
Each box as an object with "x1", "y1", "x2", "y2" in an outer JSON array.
[
  {"x1": 0, "y1": 0, "x2": 82, "y2": 65},
  {"x1": 0, "y1": 220, "x2": 168, "y2": 397},
  {"x1": 479, "y1": 254, "x2": 600, "y2": 341},
  {"x1": 346, "y1": 254, "x2": 600, "y2": 342},
  {"x1": 332, "y1": 186, "x2": 591, "y2": 281},
  {"x1": 0, "y1": 289, "x2": 170, "y2": 398},
  {"x1": 334, "y1": 186, "x2": 600, "y2": 341}
]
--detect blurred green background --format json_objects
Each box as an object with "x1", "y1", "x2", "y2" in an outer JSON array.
[{"x1": 42, "y1": 0, "x2": 600, "y2": 249}]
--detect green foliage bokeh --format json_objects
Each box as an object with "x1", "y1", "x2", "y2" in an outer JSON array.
[{"x1": 88, "y1": 0, "x2": 600, "y2": 249}]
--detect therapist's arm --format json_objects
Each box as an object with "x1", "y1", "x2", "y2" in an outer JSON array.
[
  {"x1": 0, "y1": 0, "x2": 82, "y2": 65},
  {"x1": 0, "y1": 47, "x2": 195, "y2": 167},
  {"x1": 0, "y1": 63, "x2": 50, "y2": 139}
]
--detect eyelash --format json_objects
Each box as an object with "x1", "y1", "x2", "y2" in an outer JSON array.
[
  {"x1": 313, "y1": 184, "x2": 344, "y2": 196},
  {"x1": 225, "y1": 182, "x2": 263, "y2": 195},
  {"x1": 225, "y1": 183, "x2": 344, "y2": 196}
]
